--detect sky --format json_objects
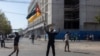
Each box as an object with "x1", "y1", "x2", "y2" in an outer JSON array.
[{"x1": 0, "y1": 0, "x2": 31, "y2": 29}]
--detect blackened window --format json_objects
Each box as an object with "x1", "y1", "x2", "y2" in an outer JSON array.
[{"x1": 64, "y1": 21, "x2": 79, "y2": 29}]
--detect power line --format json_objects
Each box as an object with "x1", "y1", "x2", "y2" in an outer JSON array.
[
  {"x1": 0, "y1": 0, "x2": 30, "y2": 4},
  {"x1": 4, "y1": 11, "x2": 27, "y2": 16}
]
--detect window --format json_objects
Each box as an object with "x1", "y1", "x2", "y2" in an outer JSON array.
[
  {"x1": 45, "y1": 4, "x2": 48, "y2": 12},
  {"x1": 45, "y1": 13, "x2": 48, "y2": 22},
  {"x1": 64, "y1": 11, "x2": 79, "y2": 19},
  {"x1": 64, "y1": 0, "x2": 79, "y2": 5},
  {"x1": 64, "y1": 20, "x2": 79, "y2": 29},
  {"x1": 45, "y1": 0, "x2": 48, "y2": 4}
]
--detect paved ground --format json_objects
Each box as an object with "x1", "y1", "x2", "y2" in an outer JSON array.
[{"x1": 0, "y1": 38, "x2": 100, "y2": 56}]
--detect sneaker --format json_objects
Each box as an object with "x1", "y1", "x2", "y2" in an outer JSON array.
[
  {"x1": 9, "y1": 55, "x2": 11, "y2": 56},
  {"x1": 68, "y1": 50, "x2": 71, "y2": 52},
  {"x1": 64, "y1": 50, "x2": 67, "y2": 52}
]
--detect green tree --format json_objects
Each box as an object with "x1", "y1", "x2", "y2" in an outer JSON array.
[
  {"x1": 95, "y1": 15, "x2": 100, "y2": 23},
  {"x1": 0, "y1": 10, "x2": 12, "y2": 34}
]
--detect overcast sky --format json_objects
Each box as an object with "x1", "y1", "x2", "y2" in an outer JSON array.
[{"x1": 0, "y1": 0, "x2": 31, "y2": 29}]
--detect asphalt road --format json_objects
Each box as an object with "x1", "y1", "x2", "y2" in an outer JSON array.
[{"x1": 0, "y1": 38, "x2": 100, "y2": 56}]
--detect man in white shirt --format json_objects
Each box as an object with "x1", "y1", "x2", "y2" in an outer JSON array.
[
  {"x1": 0, "y1": 33, "x2": 5, "y2": 48},
  {"x1": 0, "y1": 34, "x2": 3, "y2": 40},
  {"x1": 64, "y1": 32, "x2": 70, "y2": 52}
]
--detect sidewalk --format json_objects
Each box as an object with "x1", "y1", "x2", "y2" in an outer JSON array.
[{"x1": 0, "y1": 38, "x2": 100, "y2": 56}]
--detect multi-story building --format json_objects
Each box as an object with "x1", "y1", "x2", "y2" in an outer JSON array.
[{"x1": 26, "y1": 0, "x2": 100, "y2": 36}]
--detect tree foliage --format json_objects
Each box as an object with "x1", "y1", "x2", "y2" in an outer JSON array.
[
  {"x1": 0, "y1": 10, "x2": 12, "y2": 34},
  {"x1": 95, "y1": 15, "x2": 100, "y2": 23}
]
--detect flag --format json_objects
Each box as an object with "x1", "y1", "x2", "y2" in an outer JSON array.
[
  {"x1": 36, "y1": 3, "x2": 41, "y2": 17},
  {"x1": 28, "y1": 3, "x2": 41, "y2": 23}
]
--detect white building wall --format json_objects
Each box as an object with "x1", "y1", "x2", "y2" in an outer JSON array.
[
  {"x1": 47, "y1": 0, "x2": 52, "y2": 25},
  {"x1": 86, "y1": 0, "x2": 100, "y2": 22},
  {"x1": 80, "y1": 0, "x2": 87, "y2": 29},
  {"x1": 27, "y1": 0, "x2": 100, "y2": 31},
  {"x1": 52, "y1": 0, "x2": 64, "y2": 30},
  {"x1": 80, "y1": 0, "x2": 100, "y2": 30}
]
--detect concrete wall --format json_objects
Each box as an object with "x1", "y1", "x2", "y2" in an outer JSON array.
[
  {"x1": 52, "y1": 0, "x2": 64, "y2": 31},
  {"x1": 80, "y1": 0, "x2": 87, "y2": 29},
  {"x1": 47, "y1": 0, "x2": 52, "y2": 25},
  {"x1": 80, "y1": 0, "x2": 100, "y2": 30}
]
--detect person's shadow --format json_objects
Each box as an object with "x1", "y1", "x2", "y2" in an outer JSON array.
[
  {"x1": 65, "y1": 50, "x2": 94, "y2": 55},
  {"x1": 4, "y1": 46, "x2": 12, "y2": 49},
  {"x1": 71, "y1": 51, "x2": 94, "y2": 55}
]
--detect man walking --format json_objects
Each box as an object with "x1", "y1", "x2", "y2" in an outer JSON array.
[
  {"x1": 64, "y1": 32, "x2": 70, "y2": 52},
  {"x1": 44, "y1": 25, "x2": 59, "y2": 56},
  {"x1": 9, "y1": 32, "x2": 20, "y2": 56}
]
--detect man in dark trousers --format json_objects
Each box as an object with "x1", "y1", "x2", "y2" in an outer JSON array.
[
  {"x1": 44, "y1": 25, "x2": 59, "y2": 56},
  {"x1": 31, "y1": 33, "x2": 35, "y2": 44},
  {"x1": 9, "y1": 32, "x2": 20, "y2": 56}
]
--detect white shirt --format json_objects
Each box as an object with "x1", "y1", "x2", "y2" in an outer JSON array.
[
  {"x1": 0, "y1": 35, "x2": 3, "y2": 40},
  {"x1": 65, "y1": 34, "x2": 69, "y2": 41},
  {"x1": 49, "y1": 28, "x2": 56, "y2": 32}
]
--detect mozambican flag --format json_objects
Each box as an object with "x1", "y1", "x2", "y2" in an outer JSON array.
[{"x1": 27, "y1": 3, "x2": 41, "y2": 23}]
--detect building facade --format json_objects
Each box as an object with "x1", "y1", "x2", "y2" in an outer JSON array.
[
  {"x1": 80, "y1": 0, "x2": 100, "y2": 30},
  {"x1": 26, "y1": 0, "x2": 100, "y2": 36}
]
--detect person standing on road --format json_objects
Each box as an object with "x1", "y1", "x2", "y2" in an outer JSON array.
[
  {"x1": 0, "y1": 33, "x2": 5, "y2": 48},
  {"x1": 44, "y1": 25, "x2": 59, "y2": 56},
  {"x1": 31, "y1": 33, "x2": 35, "y2": 44},
  {"x1": 9, "y1": 32, "x2": 20, "y2": 56},
  {"x1": 64, "y1": 32, "x2": 70, "y2": 52}
]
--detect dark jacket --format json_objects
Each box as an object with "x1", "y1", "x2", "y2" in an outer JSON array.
[
  {"x1": 14, "y1": 34, "x2": 20, "y2": 46},
  {"x1": 45, "y1": 27, "x2": 58, "y2": 43}
]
